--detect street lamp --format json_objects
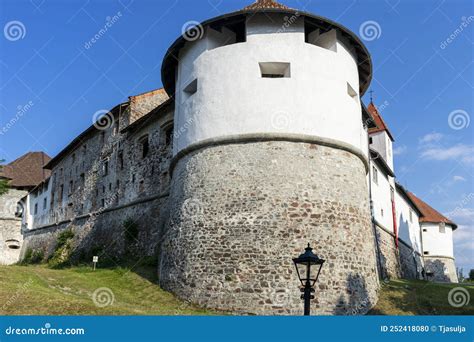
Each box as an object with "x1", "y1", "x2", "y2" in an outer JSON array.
[{"x1": 293, "y1": 243, "x2": 325, "y2": 316}]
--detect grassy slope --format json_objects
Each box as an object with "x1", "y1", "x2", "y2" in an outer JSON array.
[
  {"x1": 370, "y1": 279, "x2": 474, "y2": 315},
  {"x1": 0, "y1": 265, "x2": 213, "y2": 315},
  {"x1": 1, "y1": 265, "x2": 472, "y2": 315}
]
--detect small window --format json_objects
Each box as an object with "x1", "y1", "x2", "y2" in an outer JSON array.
[
  {"x1": 109, "y1": 183, "x2": 112, "y2": 191},
  {"x1": 423, "y1": 228, "x2": 427, "y2": 232},
  {"x1": 381, "y1": 209, "x2": 384, "y2": 217},
  {"x1": 59, "y1": 184, "x2": 64, "y2": 202},
  {"x1": 409, "y1": 210, "x2": 413, "y2": 223},
  {"x1": 34, "y1": 203, "x2": 38, "y2": 215},
  {"x1": 369, "y1": 137, "x2": 373, "y2": 144},
  {"x1": 43, "y1": 198, "x2": 47, "y2": 210},
  {"x1": 424, "y1": 251, "x2": 429, "y2": 255},
  {"x1": 116, "y1": 180, "x2": 120, "y2": 189},
  {"x1": 372, "y1": 166, "x2": 378, "y2": 185},
  {"x1": 118, "y1": 151, "x2": 124, "y2": 170},
  {"x1": 165, "y1": 126, "x2": 174, "y2": 147},
  {"x1": 132, "y1": 174, "x2": 136, "y2": 183},
  {"x1": 69, "y1": 180, "x2": 74, "y2": 195},
  {"x1": 72, "y1": 153, "x2": 76, "y2": 164},
  {"x1": 80, "y1": 173, "x2": 85, "y2": 185},
  {"x1": 101, "y1": 199, "x2": 105, "y2": 207},
  {"x1": 347, "y1": 82, "x2": 358, "y2": 101},
  {"x1": 439, "y1": 222, "x2": 446, "y2": 233},
  {"x1": 139, "y1": 135, "x2": 149, "y2": 158},
  {"x1": 102, "y1": 185, "x2": 106, "y2": 194},
  {"x1": 259, "y1": 62, "x2": 291, "y2": 78},
  {"x1": 183, "y1": 79, "x2": 198, "y2": 95},
  {"x1": 103, "y1": 160, "x2": 109, "y2": 176},
  {"x1": 83, "y1": 145, "x2": 87, "y2": 155}
]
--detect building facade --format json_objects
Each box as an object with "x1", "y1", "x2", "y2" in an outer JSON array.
[{"x1": 1, "y1": 0, "x2": 459, "y2": 315}]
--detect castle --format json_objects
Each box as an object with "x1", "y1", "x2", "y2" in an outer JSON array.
[{"x1": 0, "y1": 0, "x2": 459, "y2": 315}]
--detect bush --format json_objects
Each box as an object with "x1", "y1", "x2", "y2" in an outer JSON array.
[
  {"x1": 20, "y1": 248, "x2": 44, "y2": 265},
  {"x1": 48, "y1": 229, "x2": 75, "y2": 269}
]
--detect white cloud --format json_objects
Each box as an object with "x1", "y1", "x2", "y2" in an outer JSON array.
[
  {"x1": 419, "y1": 132, "x2": 444, "y2": 144},
  {"x1": 393, "y1": 145, "x2": 407, "y2": 156},
  {"x1": 453, "y1": 175, "x2": 466, "y2": 182},
  {"x1": 420, "y1": 144, "x2": 474, "y2": 163}
]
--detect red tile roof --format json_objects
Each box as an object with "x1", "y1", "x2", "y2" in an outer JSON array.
[
  {"x1": 407, "y1": 192, "x2": 457, "y2": 229},
  {"x1": 0, "y1": 152, "x2": 51, "y2": 189},
  {"x1": 243, "y1": 0, "x2": 290, "y2": 10},
  {"x1": 367, "y1": 102, "x2": 394, "y2": 141}
]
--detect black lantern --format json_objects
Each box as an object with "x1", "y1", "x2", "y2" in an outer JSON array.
[{"x1": 293, "y1": 243, "x2": 325, "y2": 316}]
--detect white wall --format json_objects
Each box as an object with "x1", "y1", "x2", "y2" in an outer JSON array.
[
  {"x1": 370, "y1": 160, "x2": 395, "y2": 232},
  {"x1": 24, "y1": 178, "x2": 52, "y2": 229},
  {"x1": 421, "y1": 222, "x2": 455, "y2": 258},
  {"x1": 395, "y1": 190, "x2": 422, "y2": 253},
  {"x1": 370, "y1": 131, "x2": 394, "y2": 171},
  {"x1": 174, "y1": 13, "x2": 366, "y2": 160}
]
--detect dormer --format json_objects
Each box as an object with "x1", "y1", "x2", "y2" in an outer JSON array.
[{"x1": 367, "y1": 102, "x2": 394, "y2": 172}]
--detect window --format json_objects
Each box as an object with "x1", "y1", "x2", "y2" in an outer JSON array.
[
  {"x1": 372, "y1": 166, "x2": 378, "y2": 185},
  {"x1": 305, "y1": 22, "x2": 337, "y2": 52},
  {"x1": 69, "y1": 181, "x2": 74, "y2": 195},
  {"x1": 183, "y1": 79, "x2": 197, "y2": 96},
  {"x1": 34, "y1": 203, "x2": 38, "y2": 215},
  {"x1": 118, "y1": 151, "x2": 124, "y2": 170},
  {"x1": 381, "y1": 209, "x2": 384, "y2": 217},
  {"x1": 43, "y1": 198, "x2": 47, "y2": 210},
  {"x1": 114, "y1": 119, "x2": 120, "y2": 135},
  {"x1": 259, "y1": 62, "x2": 291, "y2": 78},
  {"x1": 109, "y1": 183, "x2": 112, "y2": 191},
  {"x1": 72, "y1": 153, "x2": 76, "y2": 164},
  {"x1": 116, "y1": 180, "x2": 120, "y2": 189},
  {"x1": 369, "y1": 137, "x2": 373, "y2": 144},
  {"x1": 80, "y1": 173, "x2": 85, "y2": 186},
  {"x1": 424, "y1": 251, "x2": 429, "y2": 255},
  {"x1": 390, "y1": 186, "x2": 395, "y2": 202},
  {"x1": 347, "y1": 82, "x2": 358, "y2": 101},
  {"x1": 103, "y1": 160, "x2": 109, "y2": 176},
  {"x1": 423, "y1": 228, "x2": 427, "y2": 232},
  {"x1": 409, "y1": 210, "x2": 413, "y2": 223},
  {"x1": 165, "y1": 126, "x2": 173, "y2": 147},
  {"x1": 139, "y1": 135, "x2": 149, "y2": 158},
  {"x1": 51, "y1": 192, "x2": 55, "y2": 207},
  {"x1": 102, "y1": 185, "x2": 106, "y2": 194},
  {"x1": 83, "y1": 145, "x2": 87, "y2": 155},
  {"x1": 439, "y1": 222, "x2": 446, "y2": 233},
  {"x1": 59, "y1": 184, "x2": 64, "y2": 202},
  {"x1": 101, "y1": 199, "x2": 105, "y2": 207}
]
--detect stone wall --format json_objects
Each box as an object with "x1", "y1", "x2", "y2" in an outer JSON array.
[
  {"x1": 0, "y1": 189, "x2": 27, "y2": 265},
  {"x1": 375, "y1": 223, "x2": 422, "y2": 280},
  {"x1": 22, "y1": 193, "x2": 169, "y2": 264},
  {"x1": 159, "y1": 141, "x2": 380, "y2": 315},
  {"x1": 424, "y1": 256, "x2": 458, "y2": 283}
]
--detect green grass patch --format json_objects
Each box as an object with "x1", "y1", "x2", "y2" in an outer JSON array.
[
  {"x1": 370, "y1": 279, "x2": 474, "y2": 315},
  {"x1": 0, "y1": 265, "x2": 215, "y2": 315}
]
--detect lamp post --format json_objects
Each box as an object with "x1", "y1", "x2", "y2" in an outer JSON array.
[{"x1": 293, "y1": 243, "x2": 325, "y2": 316}]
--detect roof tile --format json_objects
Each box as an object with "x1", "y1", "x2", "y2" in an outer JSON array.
[
  {"x1": 243, "y1": 0, "x2": 290, "y2": 10},
  {"x1": 407, "y1": 192, "x2": 457, "y2": 229},
  {"x1": 0, "y1": 152, "x2": 51, "y2": 188}
]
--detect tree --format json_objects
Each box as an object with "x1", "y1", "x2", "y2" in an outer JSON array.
[
  {"x1": 469, "y1": 269, "x2": 474, "y2": 281},
  {"x1": 0, "y1": 159, "x2": 9, "y2": 196}
]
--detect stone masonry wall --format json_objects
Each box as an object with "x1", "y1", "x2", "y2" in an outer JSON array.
[
  {"x1": 0, "y1": 189, "x2": 27, "y2": 265},
  {"x1": 424, "y1": 256, "x2": 458, "y2": 283},
  {"x1": 375, "y1": 224, "x2": 422, "y2": 280},
  {"x1": 159, "y1": 141, "x2": 380, "y2": 315}
]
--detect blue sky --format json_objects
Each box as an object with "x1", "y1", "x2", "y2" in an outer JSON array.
[{"x1": 0, "y1": 0, "x2": 472, "y2": 273}]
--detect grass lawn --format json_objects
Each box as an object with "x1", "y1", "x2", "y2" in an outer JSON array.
[
  {"x1": 0, "y1": 265, "x2": 214, "y2": 315},
  {"x1": 1, "y1": 265, "x2": 472, "y2": 315},
  {"x1": 370, "y1": 279, "x2": 474, "y2": 315}
]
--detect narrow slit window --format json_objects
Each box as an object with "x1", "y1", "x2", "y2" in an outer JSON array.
[
  {"x1": 183, "y1": 79, "x2": 198, "y2": 95},
  {"x1": 347, "y1": 82, "x2": 358, "y2": 100},
  {"x1": 259, "y1": 62, "x2": 291, "y2": 78}
]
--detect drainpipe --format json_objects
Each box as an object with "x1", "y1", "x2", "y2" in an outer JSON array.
[{"x1": 367, "y1": 139, "x2": 385, "y2": 281}]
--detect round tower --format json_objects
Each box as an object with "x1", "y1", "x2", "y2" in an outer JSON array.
[{"x1": 159, "y1": 0, "x2": 379, "y2": 315}]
